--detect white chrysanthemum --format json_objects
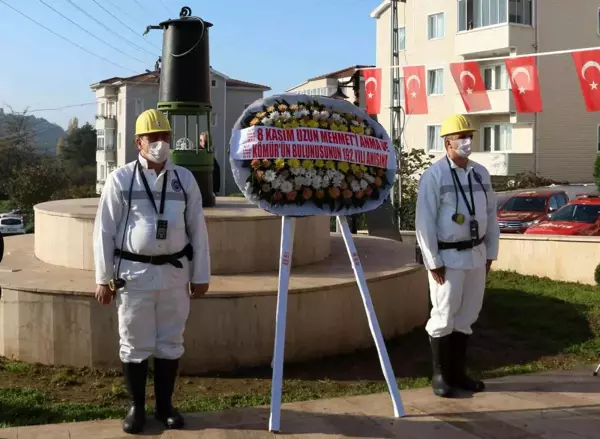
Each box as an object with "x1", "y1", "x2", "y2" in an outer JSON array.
[
  {"x1": 300, "y1": 109, "x2": 310, "y2": 117},
  {"x1": 365, "y1": 127, "x2": 374, "y2": 136},
  {"x1": 351, "y1": 120, "x2": 360, "y2": 126},
  {"x1": 325, "y1": 169, "x2": 337, "y2": 179},
  {"x1": 363, "y1": 174, "x2": 375, "y2": 183},
  {"x1": 294, "y1": 177, "x2": 305, "y2": 190},
  {"x1": 312, "y1": 111, "x2": 320, "y2": 120},
  {"x1": 293, "y1": 110, "x2": 303, "y2": 119},
  {"x1": 360, "y1": 179, "x2": 369, "y2": 190},
  {"x1": 281, "y1": 181, "x2": 294, "y2": 193},
  {"x1": 306, "y1": 168, "x2": 317, "y2": 178},
  {"x1": 322, "y1": 176, "x2": 331, "y2": 186},
  {"x1": 312, "y1": 175, "x2": 323, "y2": 189},
  {"x1": 281, "y1": 111, "x2": 292, "y2": 120},
  {"x1": 320, "y1": 110, "x2": 330, "y2": 120},
  {"x1": 264, "y1": 170, "x2": 277, "y2": 182},
  {"x1": 269, "y1": 111, "x2": 280, "y2": 120},
  {"x1": 262, "y1": 117, "x2": 274, "y2": 126},
  {"x1": 351, "y1": 180, "x2": 361, "y2": 192},
  {"x1": 272, "y1": 176, "x2": 284, "y2": 189},
  {"x1": 332, "y1": 113, "x2": 343, "y2": 122},
  {"x1": 290, "y1": 167, "x2": 304, "y2": 176}
]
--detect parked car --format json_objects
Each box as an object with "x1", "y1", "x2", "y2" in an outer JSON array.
[
  {"x1": 496, "y1": 190, "x2": 569, "y2": 233},
  {"x1": 0, "y1": 216, "x2": 26, "y2": 235},
  {"x1": 525, "y1": 196, "x2": 600, "y2": 236}
]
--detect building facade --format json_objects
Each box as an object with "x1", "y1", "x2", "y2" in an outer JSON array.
[
  {"x1": 372, "y1": 0, "x2": 600, "y2": 183},
  {"x1": 286, "y1": 65, "x2": 375, "y2": 110},
  {"x1": 90, "y1": 70, "x2": 270, "y2": 195}
]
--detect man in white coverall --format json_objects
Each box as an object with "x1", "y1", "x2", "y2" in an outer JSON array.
[
  {"x1": 93, "y1": 109, "x2": 210, "y2": 434},
  {"x1": 415, "y1": 114, "x2": 499, "y2": 398}
]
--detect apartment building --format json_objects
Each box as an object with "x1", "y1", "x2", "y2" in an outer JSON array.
[
  {"x1": 286, "y1": 65, "x2": 375, "y2": 110},
  {"x1": 372, "y1": 0, "x2": 600, "y2": 183},
  {"x1": 90, "y1": 69, "x2": 270, "y2": 195}
]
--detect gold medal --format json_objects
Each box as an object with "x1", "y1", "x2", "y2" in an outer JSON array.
[{"x1": 452, "y1": 213, "x2": 465, "y2": 225}]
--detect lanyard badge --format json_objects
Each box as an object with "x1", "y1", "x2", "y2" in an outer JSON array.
[
  {"x1": 447, "y1": 158, "x2": 479, "y2": 241},
  {"x1": 137, "y1": 161, "x2": 169, "y2": 240}
]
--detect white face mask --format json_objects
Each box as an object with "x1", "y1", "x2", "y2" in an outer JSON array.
[
  {"x1": 453, "y1": 138, "x2": 472, "y2": 158},
  {"x1": 144, "y1": 140, "x2": 170, "y2": 163}
]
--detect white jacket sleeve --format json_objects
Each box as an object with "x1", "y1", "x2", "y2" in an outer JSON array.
[
  {"x1": 93, "y1": 174, "x2": 123, "y2": 285},
  {"x1": 485, "y1": 184, "x2": 500, "y2": 261},
  {"x1": 415, "y1": 170, "x2": 443, "y2": 270},
  {"x1": 185, "y1": 175, "x2": 211, "y2": 284}
]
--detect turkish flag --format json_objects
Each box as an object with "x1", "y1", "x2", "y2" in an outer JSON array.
[
  {"x1": 403, "y1": 65, "x2": 428, "y2": 114},
  {"x1": 504, "y1": 56, "x2": 543, "y2": 113},
  {"x1": 450, "y1": 61, "x2": 491, "y2": 112},
  {"x1": 362, "y1": 68, "x2": 382, "y2": 114},
  {"x1": 572, "y1": 49, "x2": 600, "y2": 112}
]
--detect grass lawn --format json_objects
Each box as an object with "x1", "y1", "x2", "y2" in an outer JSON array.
[{"x1": 1, "y1": 270, "x2": 599, "y2": 428}]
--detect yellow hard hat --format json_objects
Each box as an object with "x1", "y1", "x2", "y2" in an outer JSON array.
[
  {"x1": 440, "y1": 114, "x2": 477, "y2": 137},
  {"x1": 135, "y1": 109, "x2": 171, "y2": 136}
]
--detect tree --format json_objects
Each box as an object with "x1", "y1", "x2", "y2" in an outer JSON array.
[
  {"x1": 4, "y1": 159, "x2": 68, "y2": 212},
  {"x1": 57, "y1": 136, "x2": 65, "y2": 156},
  {"x1": 62, "y1": 122, "x2": 97, "y2": 167},
  {"x1": 393, "y1": 143, "x2": 435, "y2": 231}
]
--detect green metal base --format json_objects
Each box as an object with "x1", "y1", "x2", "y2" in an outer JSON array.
[{"x1": 157, "y1": 101, "x2": 212, "y2": 114}]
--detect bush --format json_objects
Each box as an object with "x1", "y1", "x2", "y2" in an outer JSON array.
[
  {"x1": 496, "y1": 171, "x2": 568, "y2": 192},
  {"x1": 595, "y1": 263, "x2": 600, "y2": 286}
]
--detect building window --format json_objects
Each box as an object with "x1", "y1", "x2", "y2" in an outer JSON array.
[
  {"x1": 458, "y1": 0, "x2": 531, "y2": 32},
  {"x1": 427, "y1": 68, "x2": 444, "y2": 95},
  {"x1": 426, "y1": 125, "x2": 444, "y2": 152},
  {"x1": 482, "y1": 124, "x2": 512, "y2": 152},
  {"x1": 427, "y1": 13, "x2": 445, "y2": 40},
  {"x1": 211, "y1": 79, "x2": 217, "y2": 87},
  {"x1": 482, "y1": 64, "x2": 509, "y2": 90},
  {"x1": 100, "y1": 103, "x2": 105, "y2": 117},
  {"x1": 134, "y1": 99, "x2": 144, "y2": 117},
  {"x1": 96, "y1": 129, "x2": 105, "y2": 150},
  {"x1": 117, "y1": 132, "x2": 121, "y2": 149},
  {"x1": 398, "y1": 26, "x2": 406, "y2": 50},
  {"x1": 211, "y1": 112, "x2": 218, "y2": 127}
]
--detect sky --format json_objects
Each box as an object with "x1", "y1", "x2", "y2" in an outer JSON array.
[{"x1": 0, "y1": 0, "x2": 383, "y2": 130}]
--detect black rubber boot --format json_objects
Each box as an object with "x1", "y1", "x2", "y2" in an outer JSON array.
[
  {"x1": 122, "y1": 360, "x2": 148, "y2": 434},
  {"x1": 430, "y1": 335, "x2": 455, "y2": 398},
  {"x1": 450, "y1": 332, "x2": 485, "y2": 393},
  {"x1": 154, "y1": 358, "x2": 185, "y2": 429}
]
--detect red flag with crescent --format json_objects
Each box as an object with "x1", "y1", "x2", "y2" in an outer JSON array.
[
  {"x1": 572, "y1": 49, "x2": 600, "y2": 112},
  {"x1": 504, "y1": 56, "x2": 543, "y2": 113},
  {"x1": 449, "y1": 61, "x2": 491, "y2": 112},
  {"x1": 362, "y1": 68, "x2": 382, "y2": 114},
  {"x1": 403, "y1": 65, "x2": 428, "y2": 114}
]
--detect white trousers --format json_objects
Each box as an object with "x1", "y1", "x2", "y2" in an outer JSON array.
[
  {"x1": 425, "y1": 266, "x2": 487, "y2": 338},
  {"x1": 116, "y1": 287, "x2": 191, "y2": 363}
]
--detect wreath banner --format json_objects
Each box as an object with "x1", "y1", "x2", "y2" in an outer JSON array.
[{"x1": 229, "y1": 93, "x2": 396, "y2": 217}]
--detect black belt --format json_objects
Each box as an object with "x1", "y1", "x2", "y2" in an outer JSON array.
[
  {"x1": 115, "y1": 243, "x2": 194, "y2": 268},
  {"x1": 438, "y1": 236, "x2": 485, "y2": 251}
]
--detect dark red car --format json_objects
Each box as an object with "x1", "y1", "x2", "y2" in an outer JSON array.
[
  {"x1": 496, "y1": 190, "x2": 569, "y2": 233},
  {"x1": 525, "y1": 196, "x2": 600, "y2": 236}
]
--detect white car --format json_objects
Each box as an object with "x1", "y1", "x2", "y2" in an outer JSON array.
[{"x1": 0, "y1": 216, "x2": 25, "y2": 235}]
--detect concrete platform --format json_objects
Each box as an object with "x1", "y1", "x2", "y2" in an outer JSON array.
[
  {"x1": 2, "y1": 368, "x2": 600, "y2": 438},
  {"x1": 0, "y1": 233, "x2": 428, "y2": 373}
]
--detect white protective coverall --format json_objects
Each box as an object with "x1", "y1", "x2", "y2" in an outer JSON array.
[
  {"x1": 93, "y1": 154, "x2": 210, "y2": 363},
  {"x1": 415, "y1": 156, "x2": 500, "y2": 338}
]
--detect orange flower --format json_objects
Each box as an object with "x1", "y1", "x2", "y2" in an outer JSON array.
[
  {"x1": 342, "y1": 189, "x2": 353, "y2": 199},
  {"x1": 286, "y1": 191, "x2": 298, "y2": 201},
  {"x1": 374, "y1": 177, "x2": 383, "y2": 188},
  {"x1": 261, "y1": 184, "x2": 271, "y2": 193},
  {"x1": 251, "y1": 159, "x2": 261, "y2": 169},
  {"x1": 315, "y1": 189, "x2": 325, "y2": 199},
  {"x1": 328, "y1": 187, "x2": 341, "y2": 199},
  {"x1": 355, "y1": 190, "x2": 365, "y2": 200},
  {"x1": 250, "y1": 117, "x2": 261, "y2": 126},
  {"x1": 273, "y1": 191, "x2": 283, "y2": 201},
  {"x1": 262, "y1": 159, "x2": 272, "y2": 167},
  {"x1": 255, "y1": 170, "x2": 265, "y2": 181},
  {"x1": 302, "y1": 188, "x2": 313, "y2": 200}
]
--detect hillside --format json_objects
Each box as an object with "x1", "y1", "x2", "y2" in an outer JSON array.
[{"x1": 0, "y1": 108, "x2": 66, "y2": 156}]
